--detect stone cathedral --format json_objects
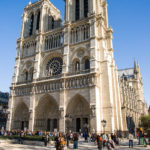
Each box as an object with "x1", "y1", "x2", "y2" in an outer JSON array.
[{"x1": 7, "y1": 0, "x2": 148, "y2": 133}]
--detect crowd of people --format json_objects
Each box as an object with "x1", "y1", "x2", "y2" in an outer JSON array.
[{"x1": 0, "y1": 129, "x2": 149, "y2": 149}]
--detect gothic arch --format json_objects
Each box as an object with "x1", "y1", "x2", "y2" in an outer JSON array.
[
  {"x1": 66, "y1": 94, "x2": 90, "y2": 132},
  {"x1": 22, "y1": 60, "x2": 34, "y2": 70},
  {"x1": 34, "y1": 94, "x2": 59, "y2": 131},
  {"x1": 70, "y1": 47, "x2": 90, "y2": 65},
  {"x1": 12, "y1": 101, "x2": 30, "y2": 130}
]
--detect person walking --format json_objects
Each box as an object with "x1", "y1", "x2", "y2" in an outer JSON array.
[
  {"x1": 73, "y1": 133, "x2": 78, "y2": 149},
  {"x1": 129, "y1": 133, "x2": 134, "y2": 148},
  {"x1": 55, "y1": 134, "x2": 60, "y2": 150},
  {"x1": 19, "y1": 131, "x2": 24, "y2": 144},
  {"x1": 97, "y1": 135, "x2": 103, "y2": 150},
  {"x1": 66, "y1": 132, "x2": 70, "y2": 147},
  {"x1": 106, "y1": 136, "x2": 115, "y2": 150},
  {"x1": 43, "y1": 134, "x2": 49, "y2": 147}
]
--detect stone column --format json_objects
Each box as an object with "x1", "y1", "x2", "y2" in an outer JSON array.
[
  {"x1": 89, "y1": 17, "x2": 98, "y2": 73},
  {"x1": 90, "y1": 104, "x2": 97, "y2": 133},
  {"x1": 6, "y1": 88, "x2": 15, "y2": 131},
  {"x1": 59, "y1": 107, "x2": 65, "y2": 132},
  {"x1": 28, "y1": 86, "x2": 36, "y2": 132},
  {"x1": 63, "y1": 24, "x2": 70, "y2": 74}
]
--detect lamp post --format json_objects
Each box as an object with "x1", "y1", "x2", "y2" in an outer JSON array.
[{"x1": 101, "y1": 120, "x2": 107, "y2": 134}]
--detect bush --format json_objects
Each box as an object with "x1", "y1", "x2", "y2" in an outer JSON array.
[{"x1": 0, "y1": 135, "x2": 43, "y2": 141}]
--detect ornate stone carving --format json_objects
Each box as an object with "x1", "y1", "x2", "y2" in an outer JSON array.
[
  {"x1": 77, "y1": 50, "x2": 84, "y2": 58},
  {"x1": 90, "y1": 105, "x2": 96, "y2": 117},
  {"x1": 59, "y1": 107, "x2": 64, "y2": 118}
]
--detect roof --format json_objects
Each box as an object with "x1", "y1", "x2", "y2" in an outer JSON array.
[{"x1": 118, "y1": 68, "x2": 135, "y2": 79}]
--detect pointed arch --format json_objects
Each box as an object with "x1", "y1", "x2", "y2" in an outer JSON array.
[
  {"x1": 34, "y1": 94, "x2": 59, "y2": 131},
  {"x1": 12, "y1": 101, "x2": 29, "y2": 130},
  {"x1": 66, "y1": 94, "x2": 90, "y2": 132}
]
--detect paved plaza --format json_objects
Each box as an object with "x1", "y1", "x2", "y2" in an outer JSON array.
[{"x1": 0, "y1": 139, "x2": 149, "y2": 150}]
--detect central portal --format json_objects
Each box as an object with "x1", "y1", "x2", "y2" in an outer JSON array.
[
  {"x1": 34, "y1": 95, "x2": 59, "y2": 131},
  {"x1": 66, "y1": 95, "x2": 90, "y2": 132}
]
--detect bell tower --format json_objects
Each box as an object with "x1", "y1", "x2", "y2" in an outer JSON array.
[{"x1": 65, "y1": 0, "x2": 108, "y2": 25}]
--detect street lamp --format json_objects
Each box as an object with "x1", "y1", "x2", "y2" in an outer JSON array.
[{"x1": 101, "y1": 120, "x2": 107, "y2": 134}]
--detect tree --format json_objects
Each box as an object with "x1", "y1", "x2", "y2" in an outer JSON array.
[{"x1": 140, "y1": 115, "x2": 150, "y2": 138}]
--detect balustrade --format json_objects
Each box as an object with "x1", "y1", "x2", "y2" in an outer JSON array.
[
  {"x1": 14, "y1": 74, "x2": 95, "y2": 96},
  {"x1": 14, "y1": 86, "x2": 32, "y2": 96}
]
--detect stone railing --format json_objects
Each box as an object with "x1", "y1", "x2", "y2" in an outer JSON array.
[
  {"x1": 37, "y1": 74, "x2": 62, "y2": 81},
  {"x1": 68, "y1": 69, "x2": 91, "y2": 76},
  {"x1": 14, "y1": 86, "x2": 33, "y2": 96},
  {"x1": 17, "y1": 76, "x2": 33, "y2": 85},
  {"x1": 14, "y1": 73, "x2": 96, "y2": 96}
]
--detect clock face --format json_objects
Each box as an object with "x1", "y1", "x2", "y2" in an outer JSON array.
[{"x1": 46, "y1": 57, "x2": 63, "y2": 76}]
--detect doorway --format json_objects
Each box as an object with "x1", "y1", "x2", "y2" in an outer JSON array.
[
  {"x1": 47, "y1": 119, "x2": 51, "y2": 131},
  {"x1": 76, "y1": 118, "x2": 81, "y2": 132}
]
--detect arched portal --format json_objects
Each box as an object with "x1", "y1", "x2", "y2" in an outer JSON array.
[
  {"x1": 34, "y1": 95, "x2": 59, "y2": 131},
  {"x1": 12, "y1": 102, "x2": 29, "y2": 130},
  {"x1": 66, "y1": 95, "x2": 90, "y2": 132}
]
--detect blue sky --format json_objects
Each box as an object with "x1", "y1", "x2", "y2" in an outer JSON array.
[{"x1": 0, "y1": 0, "x2": 149, "y2": 106}]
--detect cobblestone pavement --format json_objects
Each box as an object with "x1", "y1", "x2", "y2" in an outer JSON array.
[{"x1": 0, "y1": 139, "x2": 149, "y2": 150}]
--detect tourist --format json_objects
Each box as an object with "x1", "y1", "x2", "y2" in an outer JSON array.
[
  {"x1": 19, "y1": 131, "x2": 24, "y2": 144},
  {"x1": 59, "y1": 133, "x2": 66, "y2": 150},
  {"x1": 84, "y1": 132, "x2": 88, "y2": 142},
  {"x1": 73, "y1": 133, "x2": 78, "y2": 149},
  {"x1": 43, "y1": 134, "x2": 49, "y2": 147},
  {"x1": 106, "y1": 136, "x2": 115, "y2": 150},
  {"x1": 66, "y1": 132, "x2": 70, "y2": 147},
  {"x1": 55, "y1": 134, "x2": 60, "y2": 150},
  {"x1": 97, "y1": 135, "x2": 103, "y2": 150},
  {"x1": 128, "y1": 133, "x2": 134, "y2": 148},
  {"x1": 143, "y1": 134, "x2": 147, "y2": 147}
]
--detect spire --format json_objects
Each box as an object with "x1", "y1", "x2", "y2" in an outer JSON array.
[{"x1": 134, "y1": 59, "x2": 138, "y2": 74}]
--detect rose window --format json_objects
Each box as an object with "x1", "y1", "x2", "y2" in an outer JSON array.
[{"x1": 46, "y1": 57, "x2": 63, "y2": 76}]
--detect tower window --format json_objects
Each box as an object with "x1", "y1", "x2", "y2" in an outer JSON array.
[
  {"x1": 52, "y1": 17, "x2": 55, "y2": 29},
  {"x1": 84, "y1": 0, "x2": 88, "y2": 18},
  {"x1": 25, "y1": 71, "x2": 28, "y2": 81},
  {"x1": 36, "y1": 11, "x2": 40, "y2": 30},
  {"x1": 29, "y1": 14, "x2": 34, "y2": 36},
  {"x1": 75, "y1": 0, "x2": 80, "y2": 20},
  {"x1": 85, "y1": 59, "x2": 90, "y2": 70}
]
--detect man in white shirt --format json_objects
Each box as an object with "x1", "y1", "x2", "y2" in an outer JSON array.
[{"x1": 129, "y1": 133, "x2": 134, "y2": 148}]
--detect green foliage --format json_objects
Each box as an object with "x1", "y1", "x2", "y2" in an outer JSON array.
[
  {"x1": 0, "y1": 135, "x2": 55, "y2": 141},
  {"x1": 0, "y1": 135, "x2": 43, "y2": 141},
  {"x1": 140, "y1": 115, "x2": 150, "y2": 130}
]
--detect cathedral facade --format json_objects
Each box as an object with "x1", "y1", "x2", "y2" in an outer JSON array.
[{"x1": 7, "y1": 0, "x2": 148, "y2": 133}]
